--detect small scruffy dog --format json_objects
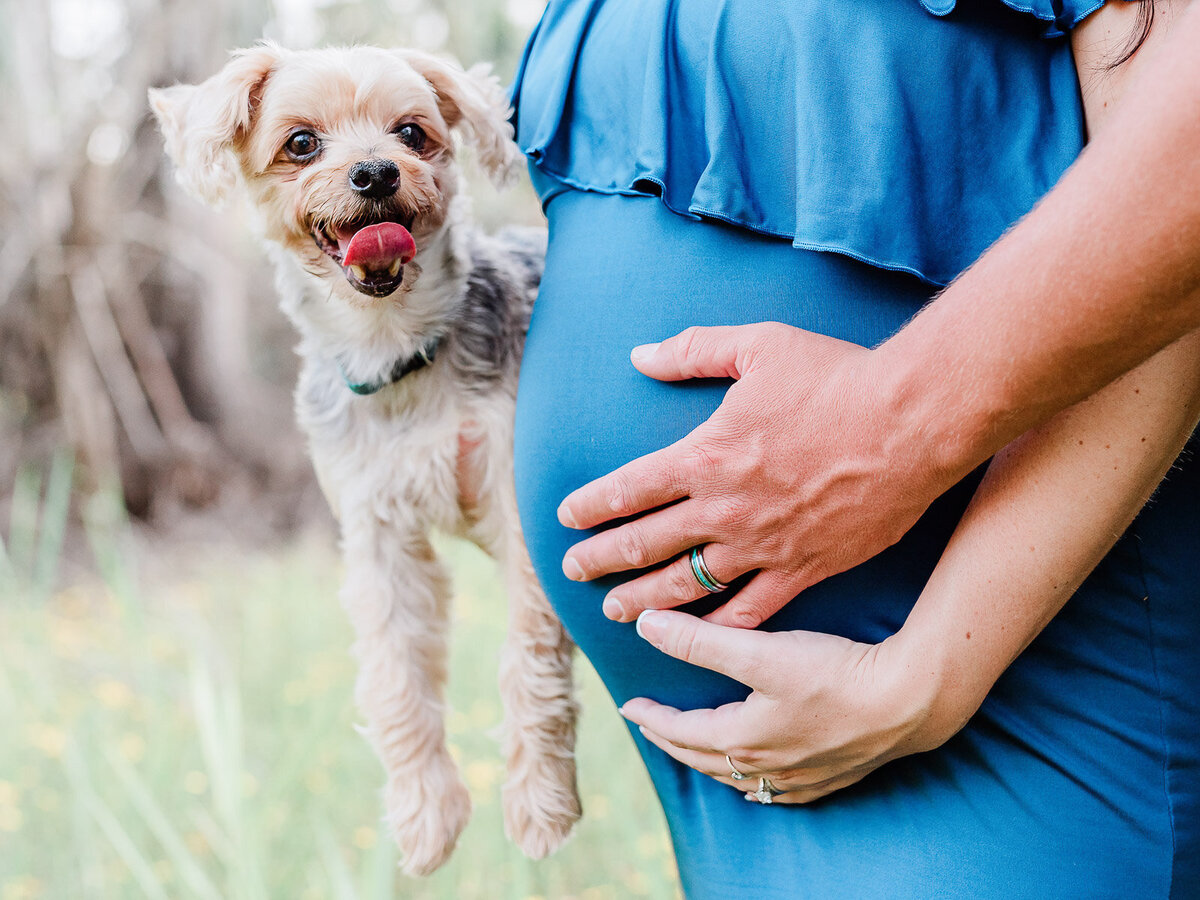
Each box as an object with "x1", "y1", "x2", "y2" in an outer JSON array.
[{"x1": 149, "y1": 43, "x2": 578, "y2": 875}]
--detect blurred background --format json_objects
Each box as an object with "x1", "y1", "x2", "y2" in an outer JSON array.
[{"x1": 0, "y1": 0, "x2": 679, "y2": 897}]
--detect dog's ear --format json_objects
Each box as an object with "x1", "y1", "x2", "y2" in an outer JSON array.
[
  {"x1": 398, "y1": 50, "x2": 521, "y2": 187},
  {"x1": 148, "y1": 44, "x2": 283, "y2": 206}
]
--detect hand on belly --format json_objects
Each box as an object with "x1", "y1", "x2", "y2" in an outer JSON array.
[
  {"x1": 555, "y1": 322, "x2": 937, "y2": 627},
  {"x1": 618, "y1": 607, "x2": 958, "y2": 804}
]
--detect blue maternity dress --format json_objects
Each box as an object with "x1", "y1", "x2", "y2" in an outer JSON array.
[{"x1": 509, "y1": 1, "x2": 1200, "y2": 896}]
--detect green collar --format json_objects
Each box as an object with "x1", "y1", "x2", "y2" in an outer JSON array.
[{"x1": 338, "y1": 335, "x2": 442, "y2": 396}]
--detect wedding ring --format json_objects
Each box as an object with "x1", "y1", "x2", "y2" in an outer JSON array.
[{"x1": 690, "y1": 546, "x2": 729, "y2": 593}]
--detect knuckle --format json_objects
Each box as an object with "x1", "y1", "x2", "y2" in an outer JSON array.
[
  {"x1": 708, "y1": 494, "x2": 751, "y2": 528},
  {"x1": 605, "y1": 474, "x2": 633, "y2": 515},
  {"x1": 739, "y1": 659, "x2": 769, "y2": 690},
  {"x1": 728, "y1": 604, "x2": 766, "y2": 629},
  {"x1": 760, "y1": 321, "x2": 789, "y2": 342},
  {"x1": 667, "y1": 559, "x2": 701, "y2": 598},
  {"x1": 680, "y1": 443, "x2": 721, "y2": 483},
  {"x1": 669, "y1": 621, "x2": 701, "y2": 665},
  {"x1": 673, "y1": 326, "x2": 704, "y2": 369},
  {"x1": 756, "y1": 321, "x2": 792, "y2": 351},
  {"x1": 616, "y1": 527, "x2": 650, "y2": 568}
]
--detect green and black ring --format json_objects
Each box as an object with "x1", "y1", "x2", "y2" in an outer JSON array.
[{"x1": 690, "y1": 546, "x2": 730, "y2": 593}]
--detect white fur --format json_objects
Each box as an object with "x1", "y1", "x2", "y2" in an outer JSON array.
[{"x1": 151, "y1": 44, "x2": 578, "y2": 876}]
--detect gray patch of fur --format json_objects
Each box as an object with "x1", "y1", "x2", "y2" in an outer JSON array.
[{"x1": 444, "y1": 226, "x2": 545, "y2": 393}]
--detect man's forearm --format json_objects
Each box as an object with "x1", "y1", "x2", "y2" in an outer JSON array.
[{"x1": 875, "y1": 0, "x2": 1200, "y2": 487}]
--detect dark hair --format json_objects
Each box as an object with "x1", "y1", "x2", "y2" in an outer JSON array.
[{"x1": 1110, "y1": 0, "x2": 1155, "y2": 68}]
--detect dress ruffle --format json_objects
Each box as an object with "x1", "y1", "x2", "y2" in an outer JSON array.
[
  {"x1": 920, "y1": 0, "x2": 1108, "y2": 38},
  {"x1": 511, "y1": 0, "x2": 1091, "y2": 286}
]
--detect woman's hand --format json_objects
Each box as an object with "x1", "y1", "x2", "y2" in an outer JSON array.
[
  {"x1": 557, "y1": 322, "x2": 955, "y2": 627},
  {"x1": 620, "y1": 609, "x2": 965, "y2": 803}
]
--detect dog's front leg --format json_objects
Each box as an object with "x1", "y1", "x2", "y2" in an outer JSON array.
[{"x1": 339, "y1": 508, "x2": 470, "y2": 876}]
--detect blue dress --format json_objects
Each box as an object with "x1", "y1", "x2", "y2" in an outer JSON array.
[{"x1": 509, "y1": 1, "x2": 1200, "y2": 896}]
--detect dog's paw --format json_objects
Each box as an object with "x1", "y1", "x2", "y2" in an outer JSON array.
[
  {"x1": 502, "y1": 756, "x2": 581, "y2": 860},
  {"x1": 384, "y1": 767, "x2": 472, "y2": 877}
]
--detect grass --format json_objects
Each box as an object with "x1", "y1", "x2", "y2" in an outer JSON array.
[{"x1": 0, "y1": 468, "x2": 680, "y2": 900}]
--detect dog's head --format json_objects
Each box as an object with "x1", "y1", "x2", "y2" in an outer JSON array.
[{"x1": 150, "y1": 43, "x2": 519, "y2": 300}]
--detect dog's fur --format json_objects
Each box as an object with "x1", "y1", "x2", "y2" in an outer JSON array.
[{"x1": 149, "y1": 43, "x2": 578, "y2": 875}]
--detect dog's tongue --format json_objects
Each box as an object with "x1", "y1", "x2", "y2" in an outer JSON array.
[{"x1": 340, "y1": 222, "x2": 416, "y2": 270}]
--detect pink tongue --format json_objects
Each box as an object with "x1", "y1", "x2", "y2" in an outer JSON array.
[{"x1": 340, "y1": 222, "x2": 416, "y2": 271}]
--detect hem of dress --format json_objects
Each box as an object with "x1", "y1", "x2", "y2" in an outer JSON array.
[{"x1": 526, "y1": 157, "x2": 952, "y2": 288}]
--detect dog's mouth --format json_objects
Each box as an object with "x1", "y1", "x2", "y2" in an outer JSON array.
[{"x1": 313, "y1": 214, "x2": 417, "y2": 298}]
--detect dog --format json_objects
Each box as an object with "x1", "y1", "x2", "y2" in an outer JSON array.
[{"x1": 149, "y1": 43, "x2": 579, "y2": 876}]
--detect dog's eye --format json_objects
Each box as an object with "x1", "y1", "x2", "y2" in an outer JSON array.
[
  {"x1": 284, "y1": 130, "x2": 321, "y2": 162},
  {"x1": 394, "y1": 123, "x2": 426, "y2": 152}
]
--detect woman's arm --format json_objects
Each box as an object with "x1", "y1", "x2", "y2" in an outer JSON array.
[
  {"x1": 621, "y1": 328, "x2": 1200, "y2": 802},
  {"x1": 556, "y1": 0, "x2": 1200, "y2": 626},
  {"x1": 892, "y1": 329, "x2": 1200, "y2": 748}
]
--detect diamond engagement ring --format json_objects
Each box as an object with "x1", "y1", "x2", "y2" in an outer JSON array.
[
  {"x1": 690, "y1": 546, "x2": 729, "y2": 593},
  {"x1": 748, "y1": 777, "x2": 781, "y2": 805}
]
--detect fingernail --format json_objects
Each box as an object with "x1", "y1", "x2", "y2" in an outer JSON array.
[
  {"x1": 602, "y1": 594, "x2": 625, "y2": 621},
  {"x1": 617, "y1": 704, "x2": 627, "y2": 717},
  {"x1": 635, "y1": 609, "x2": 665, "y2": 643},
  {"x1": 631, "y1": 342, "x2": 659, "y2": 364},
  {"x1": 557, "y1": 502, "x2": 578, "y2": 528},
  {"x1": 563, "y1": 556, "x2": 584, "y2": 581}
]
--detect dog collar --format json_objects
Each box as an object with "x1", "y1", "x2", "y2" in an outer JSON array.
[{"x1": 338, "y1": 336, "x2": 442, "y2": 396}]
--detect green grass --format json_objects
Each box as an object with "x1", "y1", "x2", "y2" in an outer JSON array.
[{"x1": 0, "y1": 480, "x2": 679, "y2": 899}]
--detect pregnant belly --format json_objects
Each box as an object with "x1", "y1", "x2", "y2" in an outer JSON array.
[{"x1": 514, "y1": 189, "x2": 972, "y2": 710}]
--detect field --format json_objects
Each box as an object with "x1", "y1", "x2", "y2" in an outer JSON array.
[{"x1": 0, "y1": 475, "x2": 680, "y2": 900}]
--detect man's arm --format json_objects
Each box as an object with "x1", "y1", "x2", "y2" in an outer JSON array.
[
  {"x1": 880, "y1": 0, "x2": 1200, "y2": 493},
  {"x1": 559, "y1": 0, "x2": 1200, "y2": 624}
]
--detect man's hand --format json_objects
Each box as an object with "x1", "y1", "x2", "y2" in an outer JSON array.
[{"x1": 557, "y1": 323, "x2": 948, "y2": 627}]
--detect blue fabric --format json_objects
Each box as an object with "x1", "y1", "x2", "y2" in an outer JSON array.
[
  {"x1": 511, "y1": 0, "x2": 1090, "y2": 287},
  {"x1": 921, "y1": 0, "x2": 1109, "y2": 38},
  {"x1": 510, "y1": 1, "x2": 1198, "y2": 896},
  {"x1": 515, "y1": 189, "x2": 1195, "y2": 899}
]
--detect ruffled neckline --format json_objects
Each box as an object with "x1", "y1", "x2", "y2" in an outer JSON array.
[
  {"x1": 920, "y1": 0, "x2": 1107, "y2": 38},
  {"x1": 512, "y1": 0, "x2": 1091, "y2": 286}
]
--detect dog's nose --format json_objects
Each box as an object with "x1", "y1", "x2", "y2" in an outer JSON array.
[{"x1": 348, "y1": 158, "x2": 400, "y2": 199}]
